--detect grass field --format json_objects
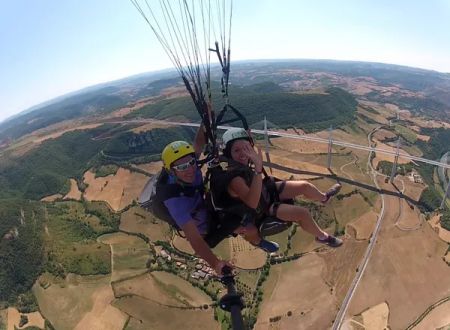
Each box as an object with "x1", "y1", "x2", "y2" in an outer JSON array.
[
  {"x1": 256, "y1": 255, "x2": 336, "y2": 330},
  {"x1": 347, "y1": 210, "x2": 378, "y2": 240},
  {"x1": 45, "y1": 202, "x2": 112, "y2": 276},
  {"x1": 333, "y1": 193, "x2": 373, "y2": 228},
  {"x1": 98, "y1": 232, "x2": 149, "y2": 282},
  {"x1": 112, "y1": 296, "x2": 219, "y2": 330},
  {"x1": 211, "y1": 237, "x2": 232, "y2": 260},
  {"x1": 289, "y1": 229, "x2": 317, "y2": 256},
  {"x1": 151, "y1": 271, "x2": 212, "y2": 306},
  {"x1": 229, "y1": 236, "x2": 267, "y2": 269},
  {"x1": 394, "y1": 124, "x2": 418, "y2": 144},
  {"x1": 120, "y1": 206, "x2": 171, "y2": 242},
  {"x1": 33, "y1": 274, "x2": 112, "y2": 330},
  {"x1": 83, "y1": 168, "x2": 149, "y2": 211},
  {"x1": 268, "y1": 229, "x2": 291, "y2": 255},
  {"x1": 113, "y1": 273, "x2": 200, "y2": 307}
]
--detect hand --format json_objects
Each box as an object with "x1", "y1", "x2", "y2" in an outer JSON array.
[
  {"x1": 214, "y1": 260, "x2": 234, "y2": 276},
  {"x1": 243, "y1": 145, "x2": 263, "y2": 172}
]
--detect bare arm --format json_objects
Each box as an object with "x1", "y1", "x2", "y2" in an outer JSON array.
[
  {"x1": 228, "y1": 145, "x2": 264, "y2": 209},
  {"x1": 228, "y1": 174, "x2": 262, "y2": 209},
  {"x1": 193, "y1": 123, "x2": 206, "y2": 157}
]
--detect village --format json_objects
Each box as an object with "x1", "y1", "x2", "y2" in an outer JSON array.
[{"x1": 154, "y1": 245, "x2": 215, "y2": 281}]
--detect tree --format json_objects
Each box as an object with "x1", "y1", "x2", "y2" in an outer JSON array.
[
  {"x1": 19, "y1": 315, "x2": 28, "y2": 327},
  {"x1": 441, "y1": 210, "x2": 450, "y2": 231}
]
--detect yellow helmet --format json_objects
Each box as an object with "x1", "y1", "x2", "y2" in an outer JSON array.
[{"x1": 161, "y1": 141, "x2": 195, "y2": 170}]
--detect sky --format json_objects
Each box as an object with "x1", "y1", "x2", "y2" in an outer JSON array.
[{"x1": 1, "y1": 0, "x2": 450, "y2": 122}]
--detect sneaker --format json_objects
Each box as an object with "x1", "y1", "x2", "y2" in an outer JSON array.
[
  {"x1": 257, "y1": 239, "x2": 279, "y2": 253},
  {"x1": 322, "y1": 183, "x2": 342, "y2": 203},
  {"x1": 315, "y1": 235, "x2": 343, "y2": 248}
]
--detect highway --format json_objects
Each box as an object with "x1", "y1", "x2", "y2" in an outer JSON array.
[{"x1": 109, "y1": 118, "x2": 450, "y2": 170}]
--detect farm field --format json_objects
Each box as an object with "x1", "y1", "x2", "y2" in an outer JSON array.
[
  {"x1": 83, "y1": 168, "x2": 148, "y2": 211},
  {"x1": 112, "y1": 296, "x2": 218, "y2": 330},
  {"x1": 33, "y1": 275, "x2": 126, "y2": 330},
  {"x1": 98, "y1": 232, "x2": 149, "y2": 282},
  {"x1": 346, "y1": 178, "x2": 450, "y2": 329},
  {"x1": 120, "y1": 206, "x2": 171, "y2": 242},
  {"x1": 2, "y1": 64, "x2": 450, "y2": 330}
]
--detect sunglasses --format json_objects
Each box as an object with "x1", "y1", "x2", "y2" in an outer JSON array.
[{"x1": 172, "y1": 157, "x2": 196, "y2": 171}]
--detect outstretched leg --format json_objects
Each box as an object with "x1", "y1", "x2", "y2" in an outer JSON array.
[
  {"x1": 270, "y1": 203, "x2": 343, "y2": 247},
  {"x1": 277, "y1": 180, "x2": 341, "y2": 203}
]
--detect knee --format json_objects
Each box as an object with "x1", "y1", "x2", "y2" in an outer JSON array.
[
  {"x1": 302, "y1": 181, "x2": 315, "y2": 190},
  {"x1": 293, "y1": 207, "x2": 312, "y2": 223},
  {"x1": 294, "y1": 180, "x2": 313, "y2": 191}
]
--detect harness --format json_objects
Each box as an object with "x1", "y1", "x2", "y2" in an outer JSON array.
[
  {"x1": 206, "y1": 159, "x2": 293, "y2": 237},
  {"x1": 140, "y1": 169, "x2": 203, "y2": 234}
]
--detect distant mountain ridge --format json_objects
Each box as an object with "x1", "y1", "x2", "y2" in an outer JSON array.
[{"x1": 2, "y1": 59, "x2": 450, "y2": 142}]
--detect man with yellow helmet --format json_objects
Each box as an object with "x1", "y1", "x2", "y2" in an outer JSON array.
[
  {"x1": 157, "y1": 125, "x2": 238, "y2": 275},
  {"x1": 155, "y1": 124, "x2": 280, "y2": 275}
]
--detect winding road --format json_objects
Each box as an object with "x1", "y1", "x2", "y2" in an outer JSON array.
[{"x1": 332, "y1": 127, "x2": 387, "y2": 330}]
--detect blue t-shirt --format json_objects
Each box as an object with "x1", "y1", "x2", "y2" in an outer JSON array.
[{"x1": 163, "y1": 169, "x2": 208, "y2": 234}]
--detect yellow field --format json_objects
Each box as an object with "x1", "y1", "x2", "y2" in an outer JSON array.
[
  {"x1": 172, "y1": 235, "x2": 195, "y2": 254},
  {"x1": 372, "y1": 140, "x2": 412, "y2": 168},
  {"x1": 256, "y1": 255, "x2": 337, "y2": 330},
  {"x1": 412, "y1": 300, "x2": 450, "y2": 330},
  {"x1": 73, "y1": 284, "x2": 127, "y2": 330},
  {"x1": 289, "y1": 228, "x2": 317, "y2": 255},
  {"x1": 131, "y1": 122, "x2": 172, "y2": 133},
  {"x1": 333, "y1": 193, "x2": 374, "y2": 227},
  {"x1": 83, "y1": 168, "x2": 148, "y2": 211},
  {"x1": 112, "y1": 296, "x2": 219, "y2": 330},
  {"x1": 347, "y1": 179, "x2": 450, "y2": 329},
  {"x1": 228, "y1": 236, "x2": 267, "y2": 269},
  {"x1": 151, "y1": 271, "x2": 212, "y2": 306},
  {"x1": 373, "y1": 128, "x2": 397, "y2": 141},
  {"x1": 347, "y1": 210, "x2": 378, "y2": 240},
  {"x1": 134, "y1": 161, "x2": 164, "y2": 174},
  {"x1": 345, "y1": 302, "x2": 389, "y2": 330},
  {"x1": 270, "y1": 134, "x2": 329, "y2": 154},
  {"x1": 33, "y1": 274, "x2": 123, "y2": 330},
  {"x1": 36, "y1": 123, "x2": 103, "y2": 143},
  {"x1": 113, "y1": 273, "x2": 192, "y2": 307}
]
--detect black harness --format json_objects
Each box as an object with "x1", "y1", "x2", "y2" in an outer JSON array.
[
  {"x1": 141, "y1": 169, "x2": 203, "y2": 234},
  {"x1": 206, "y1": 159, "x2": 292, "y2": 237}
]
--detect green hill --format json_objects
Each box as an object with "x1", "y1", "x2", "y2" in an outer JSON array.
[
  {"x1": 0, "y1": 199, "x2": 44, "y2": 306},
  {"x1": 0, "y1": 125, "x2": 195, "y2": 201},
  {"x1": 128, "y1": 85, "x2": 357, "y2": 132},
  {"x1": 0, "y1": 87, "x2": 126, "y2": 141}
]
